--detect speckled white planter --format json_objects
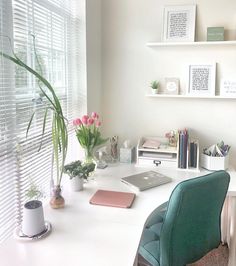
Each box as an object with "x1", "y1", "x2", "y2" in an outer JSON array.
[
  {"x1": 70, "y1": 177, "x2": 84, "y2": 191},
  {"x1": 22, "y1": 200, "x2": 45, "y2": 237},
  {"x1": 151, "y1": 89, "x2": 158, "y2": 94}
]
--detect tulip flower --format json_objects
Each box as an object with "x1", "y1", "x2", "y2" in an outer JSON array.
[
  {"x1": 73, "y1": 113, "x2": 107, "y2": 159},
  {"x1": 95, "y1": 120, "x2": 101, "y2": 127},
  {"x1": 91, "y1": 112, "x2": 99, "y2": 120},
  {"x1": 74, "y1": 118, "x2": 82, "y2": 126},
  {"x1": 82, "y1": 115, "x2": 89, "y2": 125},
  {"x1": 88, "y1": 118, "x2": 94, "y2": 125}
]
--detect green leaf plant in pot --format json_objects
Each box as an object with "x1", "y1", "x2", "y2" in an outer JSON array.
[
  {"x1": 22, "y1": 181, "x2": 46, "y2": 237},
  {"x1": 150, "y1": 80, "x2": 159, "y2": 94},
  {"x1": 64, "y1": 160, "x2": 96, "y2": 191},
  {"x1": 0, "y1": 36, "x2": 68, "y2": 209}
]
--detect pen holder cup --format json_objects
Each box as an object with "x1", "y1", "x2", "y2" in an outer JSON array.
[{"x1": 200, "y1": 153, "x2": 229, "y2": 171}]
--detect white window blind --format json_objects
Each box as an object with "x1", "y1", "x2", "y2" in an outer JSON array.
[
  {"x1": 0, "y1": 0, "x2": 18, "y2": 243},
  {"x1": 0, "y1": 0, "x2": 86, "y2": 243}
]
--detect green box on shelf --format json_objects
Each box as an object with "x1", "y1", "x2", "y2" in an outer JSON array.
[{"x1": 207, "y1": 27, "x2": 224, "y2": 41}]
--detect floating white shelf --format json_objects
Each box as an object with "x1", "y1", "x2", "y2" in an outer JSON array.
[
  {"x1": 145, "y1": 94, "x2": 236, "y2": 99},
  {"x1": 146, "y1": 40, "x2": 236, "y2": 47}
]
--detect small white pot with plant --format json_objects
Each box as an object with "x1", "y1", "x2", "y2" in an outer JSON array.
[
  {"x1": 150, "y1": 80, "x2": 159, "y2": 94},
  {"x1": 63, "y1": 160, "x2": 96, "y2": 191},
  {"x1": 22, "y1": 182, "x2": 45, "y2": 237}
]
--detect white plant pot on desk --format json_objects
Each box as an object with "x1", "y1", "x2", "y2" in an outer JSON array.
[
  {"x1": 151, "y1": 89, "x2": 158, "y2": 94},
  {"x1": 70, "y1": 177, "x2": 84, "y2": 191},
  {"x1": 22, "y1": 200, "x2": 45, "y2": 237}
]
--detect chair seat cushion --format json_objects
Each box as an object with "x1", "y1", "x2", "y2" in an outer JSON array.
[{"x1": 139, "y1": 237, "x2": 160, "y2": 266}]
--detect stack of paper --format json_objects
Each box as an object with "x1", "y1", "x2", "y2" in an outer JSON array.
[{"x1": 142, "y1": 139, "x2": 160, "y2": 149}]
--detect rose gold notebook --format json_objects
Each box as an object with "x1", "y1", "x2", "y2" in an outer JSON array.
[{"x1": 89, "y1": 190, "x2": 136, "y2": 208}]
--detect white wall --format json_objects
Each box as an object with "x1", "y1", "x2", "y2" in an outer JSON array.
[
  {"x1": 86, "y1": 0, "x2": 102, "y2": 115},
  {"x1": 101, "y1": 0, "x2": 236, "y2": 167}
]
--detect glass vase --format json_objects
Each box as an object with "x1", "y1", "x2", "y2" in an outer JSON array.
[
  {"x1": 84, "y1": 148, "x2": 96, "y2": 164},
  {"x1": 84, "y1": 148, "x2": 97, "y2": 178},
  {"x1": 50, "y1": 185, "x2": 65, "y2": 209}
]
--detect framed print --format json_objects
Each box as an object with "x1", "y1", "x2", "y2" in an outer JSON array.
[
  {"x1": 188, "y1": 63, "x2": 216, "y2": 96},
  {"x1": 162, "y1": 5, "x2": 196, "y2": 42},
  {"x1": 164, "y1": 78, "x2": 179, "y2": 95},
  {"x1": 220, "y1": 79, "x2": 236, "y2": 97}
]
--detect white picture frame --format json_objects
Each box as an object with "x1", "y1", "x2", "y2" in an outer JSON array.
[
  {"x1": 220, "y1": 79, "x2": 236, "y2": 97},
  {"x1": 164, "y1": 78, "x2": 179, "y2": 95},
  {"x1": 162, "y1": 5, "x2": 196, "y2": 42},
  {"x1": 188, "y1": 63, "x2": 216, "y2": 96}
]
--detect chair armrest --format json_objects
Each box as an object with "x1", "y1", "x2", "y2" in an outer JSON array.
[{"x1": 145, "y1": 201, "x2": 168, "y2": 228}]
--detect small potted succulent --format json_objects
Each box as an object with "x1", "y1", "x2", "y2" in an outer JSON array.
[
  {"x1": 22, "y1": 182, "x2": 46, "y2": 237},
  {"x1": 150, "y1": 80, "x2": 159, "y2": 94},
  {"x1": 64, "y1": 160, "x2": 96, "y2": 191}
]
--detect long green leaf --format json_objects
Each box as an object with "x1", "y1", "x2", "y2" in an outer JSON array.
[
  {"x1": 26, "y1": 111, "x2": 36, "y2": 138},
  {"x1": 32, "y1": 35, "x2": 43, "y2": 76},
  {"x1": 0, "y1": 51, "x2": 62, "y2": 114},
  {"x1": 1, "y1": 41, "x2": 68, "y2": 187},
  {"x1": 52, "y1": 113, "x2": 59, "y2": 184},
  {"x1": 38, "y1": 108, "x2": 49, "y2": 152}
]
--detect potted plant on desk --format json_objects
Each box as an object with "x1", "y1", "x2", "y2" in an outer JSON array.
[
  {"x1": 1, "y1": 36, "x2": 68, "y2": 209},
  {"x1": 150, "y1": 80, "x2": 159, "y2": 94},
  {"x1": 22, "y1": 182, "x2": 46, "y2": 237},
  {"x1": 64, "y1": 160, "x2": 96, "y2": 191}
]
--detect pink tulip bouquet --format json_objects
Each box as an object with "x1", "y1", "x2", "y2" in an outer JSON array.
[{"x1": 73, "y1": 112, "x2": 107, "y2": 163}]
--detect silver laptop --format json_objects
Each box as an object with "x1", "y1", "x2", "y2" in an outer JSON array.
[{"x1": 121, "y1": 171, "x2": 172, "y2": 191}]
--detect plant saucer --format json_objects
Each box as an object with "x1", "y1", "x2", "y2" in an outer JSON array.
[{"x1": 13, "y1": 221, "x2": 52, "y2": 241}]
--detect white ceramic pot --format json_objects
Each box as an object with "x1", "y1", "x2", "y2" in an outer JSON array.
[
  {"x1": 70, "y1": 177, "x2": 84, "y2": 191},
  {"x1": 22, "y1": 200, "x2": 45, "y2": 237},
  {"x1": 151, "y1": 89, "x2": 158, "y2": 94}
]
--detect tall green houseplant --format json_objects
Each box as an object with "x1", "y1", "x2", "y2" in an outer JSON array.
[{"x1": 0, "y1": 38, "x2": 68, "y2": 208}]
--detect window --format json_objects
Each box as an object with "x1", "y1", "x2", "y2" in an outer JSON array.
[
  {"x1": 0, "y1": 0, "x2": 85, "y2": 243},
  {"x1": 0, "y1": 0, "x2": 17, "y2": 242}
]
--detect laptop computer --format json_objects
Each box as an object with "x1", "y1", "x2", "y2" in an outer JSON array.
[
  {"x1": 121, "y1": 171, "x2": 172, "y2": 191},
  {"x1": 89, "y1": 190, "x2": 136, "y2": 208}
]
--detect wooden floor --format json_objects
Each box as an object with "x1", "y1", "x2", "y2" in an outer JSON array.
[{"x1": 138, "y1": 244, "x2": 228, "y2": 266}]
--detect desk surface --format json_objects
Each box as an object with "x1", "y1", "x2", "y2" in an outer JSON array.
[{"x1": 1, "y1": 164, "x2": 235, "y2": 266}]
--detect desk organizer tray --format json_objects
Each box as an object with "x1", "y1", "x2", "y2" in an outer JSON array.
[{"x1": 201, "y1": 153, "x2": 229, "y2": 171}]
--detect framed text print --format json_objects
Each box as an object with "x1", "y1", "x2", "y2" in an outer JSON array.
[
  {"x1": 188, "y1": 63, "x2": 216, "y2": 96},
  {"x1": 162, "y1": 5, "x2": 196, "y2": 42},
  {"x1": 220, "y1": 79, "x2": 236, "y2": 97}
]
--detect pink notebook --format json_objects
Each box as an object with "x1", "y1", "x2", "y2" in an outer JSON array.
[{"x1": 89, "y1": 190, "x2": 136, "y2": 208}]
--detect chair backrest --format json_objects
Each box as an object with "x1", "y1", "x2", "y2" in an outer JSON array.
[{"x1": 160, "y1": 170, "x2": 230, "y2": 266}]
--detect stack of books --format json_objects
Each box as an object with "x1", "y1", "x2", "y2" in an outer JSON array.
[
  {"x1": 189, "y1": 141, "x2": 198, "y2": 168},
  {"x1": 178, "y1": 129, "x2": 199, "y2": 170},
  {"x1": 178, "y1": 129, "x2": 188, "y2": 169}
]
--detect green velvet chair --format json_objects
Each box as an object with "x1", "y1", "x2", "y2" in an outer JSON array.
[{"x1": 138, "y1": 170, "x2": 230, "y2": 266}]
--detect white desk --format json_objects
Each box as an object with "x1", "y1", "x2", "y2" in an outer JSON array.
[{"x1": 0, "y1": 164, "x2": 236, "y2": 266}]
